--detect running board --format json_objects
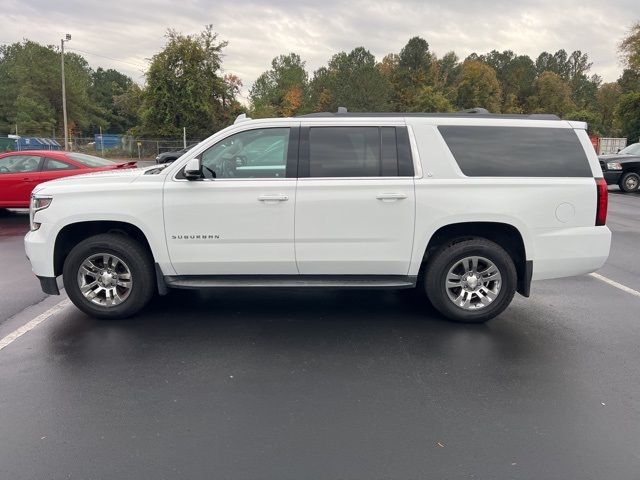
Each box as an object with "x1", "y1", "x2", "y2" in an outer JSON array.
[{"x1": 164, "y1": 275, "x2": 417, "y2": 290}]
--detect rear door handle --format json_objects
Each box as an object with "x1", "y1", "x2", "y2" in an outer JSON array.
[
  {"x1": 258, "y1": 194, "x2": 289, "y2": 202},
  {"x1": 376, "y1": 193, "x2": 407, "y2": 202}
]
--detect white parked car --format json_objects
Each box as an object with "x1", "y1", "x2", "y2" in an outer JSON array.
[{"x1": 25, "y1": 111, "x2": 611, "y2": 323}]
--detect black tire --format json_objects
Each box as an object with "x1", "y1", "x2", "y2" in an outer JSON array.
[
  {"x1": 63, "y1": 233, "x2": 155, "y2": 319},
  {"x1": 619, "y1": 172, "x2": 640, "y2": 193},
  {"x1": 424, "y1": 238, "x2": 517, "y2": 323}
]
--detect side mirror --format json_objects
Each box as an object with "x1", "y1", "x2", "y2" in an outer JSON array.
[{"x1": 184, "y1": 157, "x2": 203, "y2": 180}]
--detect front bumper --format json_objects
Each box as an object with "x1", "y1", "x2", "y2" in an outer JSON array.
[{"x1": 603, "y1": 171, "x2": 622, "y2": 185}]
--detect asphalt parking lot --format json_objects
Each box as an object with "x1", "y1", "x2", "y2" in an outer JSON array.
[{"x1": 0, "y1": 190, "x2": 639, "y2": 480}]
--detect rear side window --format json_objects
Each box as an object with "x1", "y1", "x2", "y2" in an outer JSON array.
[
  {"x1": 438, "y1": 126, "x2": 592, "y2": 177},
  {"x1": 302, "y1": 126, "x2": 413, "y2": 177}
]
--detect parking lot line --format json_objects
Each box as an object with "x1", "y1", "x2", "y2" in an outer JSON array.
[
  {"x1": 590, "y1": 272, "x2": 640, "y2": 299},
  {"x1": 0, "y1": 298, "x2": 71, "y2": 352}
]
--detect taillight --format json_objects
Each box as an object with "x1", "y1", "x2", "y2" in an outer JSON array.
[{"x1": 595, "y1": 178, "x2": 608, "y2": 226}]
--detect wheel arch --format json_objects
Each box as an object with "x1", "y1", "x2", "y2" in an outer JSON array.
[
  {"x1": 419, "y1": 221, "x2": 532, "y2": 297},
  {"x1": 53, "y1": 220, "x2": 155, "y2": 277}
]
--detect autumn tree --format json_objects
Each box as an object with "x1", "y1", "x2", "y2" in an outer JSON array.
[
  {"x1": 249, "y1": 53, "x2": 308, "y2": 117},
  {"x1": 456, "y1": 60, "x2": 502, "y2": 112}
]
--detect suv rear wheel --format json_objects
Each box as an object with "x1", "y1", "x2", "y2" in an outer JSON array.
[
  {"x1": 424, "y1": 238, "x2": 517, "y2": 323},
  {"x1": 619, "y1": 172, "x2": 640, "y2": 193},
  {"x1": 63, "y1": 233, "x2": 155, "y2": 319}
]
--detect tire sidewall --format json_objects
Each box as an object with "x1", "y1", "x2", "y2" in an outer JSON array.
[
  {"x1": 619, "y1": 172, "x2": 640, "y2": 193},
  {"x1": 425, "y1": 240, "x2": 517, "y2": 323}
]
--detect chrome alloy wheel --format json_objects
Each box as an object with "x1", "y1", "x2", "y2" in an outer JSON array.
[
  {"x1": 77, "y1": 253, "x2": 133, "y2": 307},
  {"x1": 444, "y1": 256, "x2": 502, "y2": 310}
]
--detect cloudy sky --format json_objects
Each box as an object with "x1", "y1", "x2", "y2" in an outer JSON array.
[{"x1": 4, "y1": 0, "x2": 637, "y2": 100}]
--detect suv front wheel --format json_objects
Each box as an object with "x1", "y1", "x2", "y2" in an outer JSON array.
[
  {"x1": 424, "y1": 238, "x2": 517, "y2": 323},
  {"x1": 63, "y1": 233, "x2": 155, "y2": 319}
]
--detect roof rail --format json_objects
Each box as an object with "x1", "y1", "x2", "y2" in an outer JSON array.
[{"x1": 298, "y1": 111, "x2": 561, "y2": 120}]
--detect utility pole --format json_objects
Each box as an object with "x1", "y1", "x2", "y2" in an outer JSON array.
[
  {"x1": 61, "y1": 33, "x2": 71, "y2": 151},
  {"x1": 183, "y1": 127, "x2": 187, "y2": 149}
]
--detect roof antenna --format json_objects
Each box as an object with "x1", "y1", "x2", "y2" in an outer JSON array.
[{"x1": 337, "y1": 107, "x2": 348, "y2": 114}]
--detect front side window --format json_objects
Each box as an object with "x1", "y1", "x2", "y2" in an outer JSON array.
[
  {"x1": 200, "y1": 128, "x2": 290, "y2": 179},
  {"x1": 0, "y1": 155, "x2": 41, "y2": 174}
]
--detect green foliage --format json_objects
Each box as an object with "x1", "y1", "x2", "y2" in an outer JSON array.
[
  {"x1": 616, "y1": 92, "x2": 640, "y2": 142},
  {"x1": 619, "y1": 22, "x2": 640, "y2": 73},
  {"x1": 456, "y1": 60, "x2": 502, "y2": 112},
  {"x1": 249, "y1": 53, "x2": 308, "y2": 117},
  {"x1": 308, "y1": 47, "x2": 392, "y2": 112},
  {"x1": 529, "y1": 71, "x2": 575, "y2": 116},
  {"x1": 565, "y1": 109, "x2": 602, "y2": 136},
  {"x1": 410, "y1": 86, "x2": 453, "y2": 112},
  {"x1": 139, "y1": 26, "x2": 241, "y2": 138},
  {"x1": 90, "y1": 67, "x2": 135, "y2": 133},
  {"x1": 0, "y1": 40, "x2": 96, "y2": 136}
]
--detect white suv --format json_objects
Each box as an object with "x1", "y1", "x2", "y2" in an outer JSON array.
[{"x1": 24, "y1": 111, "x2": 611, "y2": 323}]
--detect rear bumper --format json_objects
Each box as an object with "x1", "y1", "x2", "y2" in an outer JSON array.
[
  {"x1": 531, "y1": 226, "x2": 611, "y2": 281},
  {"x1": 603, "y1": 171, "x2": 622, "y2": 185}
]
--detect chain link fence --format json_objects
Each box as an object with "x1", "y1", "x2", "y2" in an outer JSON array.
[{"x1": 70, "y1": 136, "x2": 202, "y2": 160}]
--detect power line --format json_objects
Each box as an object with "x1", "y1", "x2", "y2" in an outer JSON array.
[{"x1": 66, "y1": 47, "x2": 147, "y2": 69}]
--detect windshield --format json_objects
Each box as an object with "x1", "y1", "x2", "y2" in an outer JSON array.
[
  {"x1": 67, "y1": 152, "x2": 118, "y2": 167},
  {"x1": 618, "y1": 143, "x2": 640, "y2": 155}
]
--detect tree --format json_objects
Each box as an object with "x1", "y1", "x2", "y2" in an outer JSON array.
[
  {"x1": 249, "y1": 53, "x2": 308, "y2": 117},
  {"x1": 596, "y1": 83, "x2": 622, "y2": 136},
  {"x1": 619, "y1": 22, "x2": 640, "y2": 73},
  {"x1": 529, "y1": 71, "x2": 575, "y2": 116},
  {"x1": 477, "y1": 50, "x2": 536, "y2": 110},
  {"x1": 618, "y1": 69, "x2": 640, "y2": 94},
  {"x1": 0, "y1": 40, "x2": 97, "y2": 137},
  {"x1": 91, "y1": 67, "x2": 135, "y2": 133},
  {"x1": 308, "y1": 47, "x2": 392, "y2": 112},
  {"x1": 390, "y1": 36, "x2": 433, "y2": 111},
  {"x1": 455, "y1": 60, "x2": 502, "y2": 112},
  {"x1": 616, "y1": 92, "x2": 640, "y2": 142},
  {"x1": 411, "y1": 86, "x2": 453, "y2": 112},
  {"x1": 139, "y1": 25, "x2": 238, "y2": 138}
]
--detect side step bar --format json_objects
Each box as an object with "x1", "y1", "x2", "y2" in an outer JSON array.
[{"x1": 164, "y1": 275, "x2": 417, "y2": 290}]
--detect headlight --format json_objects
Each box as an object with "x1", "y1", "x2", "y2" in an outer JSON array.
[
  {"x1": 29, "y1": 194, "x2": 53, "y2": 231},
  {"x1": 607, "y1": 162, "x2": 623, "y2": 170}
]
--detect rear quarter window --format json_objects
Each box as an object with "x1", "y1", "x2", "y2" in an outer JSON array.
[{"x1": 438, "y1": 126, "x2": 592, "y2": 177}]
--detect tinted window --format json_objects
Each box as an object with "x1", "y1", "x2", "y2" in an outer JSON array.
[
  {"x1": 44, "y1": 159, "x2": 77, "y2": 171},
  {"x1": 0, "y1": 155, "x2": 41, "y2": 174},
  {"x1": 438, "y1": 126, "x2": 592, "y2": 177},
  {"x1": 66, "y1": 153, "x2": 116, "y2": 167},
  {"x1": 200, "y1": 128, "x2": 290, "y2": 179},
  {"x1": 308, "y1": 127, "x2": 383, "y2": 177}
]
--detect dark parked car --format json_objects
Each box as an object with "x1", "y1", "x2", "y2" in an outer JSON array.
[
  {"x1": 599, "y1": 142, "x2": 640, "y2": 193},
  {"x1": 155, "y1": 146, "x2": 194, "y2": 164}
]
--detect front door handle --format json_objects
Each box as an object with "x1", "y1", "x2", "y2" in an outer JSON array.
[
  {"x1": 258, "y1": 194, "x2": 289, "y2": 202},
  {"x1": 376, "y1": 193, "x2": 407, "y2": 202}
]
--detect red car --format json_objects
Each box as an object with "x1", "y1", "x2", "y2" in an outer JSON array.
[{"x1": 0, "y1": 150, "x2": 137, "y2": 209}]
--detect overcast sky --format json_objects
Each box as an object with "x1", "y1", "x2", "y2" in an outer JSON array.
[{"x1": 4, "y1": 0, "x2": 636, "y2": 101}]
